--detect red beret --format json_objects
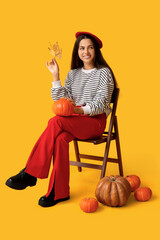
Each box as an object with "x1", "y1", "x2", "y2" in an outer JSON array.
[{"x1": 75, "y1": 31, "x2": 103, "y2": 48}]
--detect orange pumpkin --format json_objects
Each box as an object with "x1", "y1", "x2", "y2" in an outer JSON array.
[
  {"x1": 52, "y1": 98, "x2": 74, "y2": 116},
  {"x1": 134, "y1": 187, "x2": 152, "y2": 201},
  {"x1": 125, "y1": 175, "x2": 141, "y2": 191},
  {"x1": 79, "y1": 197, "x2": 98, "y2": 213},
  {"x1": 95, "y1": 175, "x2": 131, "y2": 207}
]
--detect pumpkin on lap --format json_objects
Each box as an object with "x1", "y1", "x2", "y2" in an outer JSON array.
[{"x1": 52, "y1": 98, "x2": 74, "y2": 116}]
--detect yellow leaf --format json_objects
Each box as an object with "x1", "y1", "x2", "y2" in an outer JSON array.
[{"x1": 48, "y1": 41, "x2": 62, "y2": 59}]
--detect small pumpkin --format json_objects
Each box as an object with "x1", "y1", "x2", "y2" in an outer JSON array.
[
  {"x1": 134, "y1": 187, "x2": 152, "y2": 201},
  {"x1": 95, "y1": 175, "x2": 131, "y2": 207},
  {"x1": 52, "y1": 98, "x2": 74, "y2": 116},
  {"x1": 79, "y1": 197, "x2": 98, "y2": 213},
  {"x1": 125, "y1": 175, "x2": 141, "y2": 191}
]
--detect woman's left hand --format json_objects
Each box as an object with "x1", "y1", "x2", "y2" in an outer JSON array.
[{"x1": 73, "y1": 106, "x2": 84, "y2": 114}]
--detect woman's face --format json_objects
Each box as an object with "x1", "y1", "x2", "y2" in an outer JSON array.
[{"x1": 78, "y1": 38, "x2": 95, "y2": 67}]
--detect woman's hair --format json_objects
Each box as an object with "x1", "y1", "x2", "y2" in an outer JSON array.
[{"x1": 71, "y1": 34, "x2": 118, "y2": 88}]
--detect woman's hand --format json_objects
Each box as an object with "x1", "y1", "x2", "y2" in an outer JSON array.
[
  {"x1": 64, "y1": 97, "x2": 84, "y2": 114},
  {"x1": 63, "y1": 97, "x2": 76, "y2": 107},
  {"x1": 74, "y1": 107, "x2": 84, "y2": 114},
  {"x1": 46, "y1": 58, "x2": 59, "y2": 81}
]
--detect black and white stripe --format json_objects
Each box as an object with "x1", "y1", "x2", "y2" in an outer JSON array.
[{"x1": 51, "y1": 67, "x2": 114, "y2": 117}]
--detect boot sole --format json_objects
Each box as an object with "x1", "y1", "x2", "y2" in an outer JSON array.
[
  {"x1": 5, "y1": 179, "x2": 37, "y2": 190},
  {"x1": 38, "y1": 196, "x2": 70, "y2": 207}
]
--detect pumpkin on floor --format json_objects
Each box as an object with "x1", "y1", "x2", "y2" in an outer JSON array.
[
  {"x1": 125, "y1": 175, "x2": 141, "y2": 191},
  {"x1": 52, "y1": 98, "x2": 74, "y2": 116},
  {"x1": 134, "y1": 187, "x2": 152, "y2": 201},
  {"x1": 95, "y1": 175, "x2": 131, "y2": 207},
  {"x1": 79, "y1": 197, "x2": 98, "y2": 213}
]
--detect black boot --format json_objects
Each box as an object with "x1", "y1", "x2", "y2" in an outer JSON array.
[
  {"x1": 38, "y1": 184, "x2": 70, "y2": 207},
  {"x1": 5, "y1": 168, "x2": 37, "y2": 190}
]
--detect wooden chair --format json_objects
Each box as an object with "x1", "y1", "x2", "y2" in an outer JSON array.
[{"x1": 69, "y1": 88, "x2": 123, "y2": 179}]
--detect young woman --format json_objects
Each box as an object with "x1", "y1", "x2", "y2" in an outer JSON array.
[{"x1": 6, "y1": 31, "x2": 116, "y2": 207}]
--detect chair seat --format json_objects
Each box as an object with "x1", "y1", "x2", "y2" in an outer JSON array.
[{"x1": 74, "y1": 132, "x2": 116, "y2": 145}]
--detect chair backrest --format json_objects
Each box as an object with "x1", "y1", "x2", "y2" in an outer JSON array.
[
  {"x1": 107, "y1": 88, "x2": 119, "y2": 134},
  {"x1": 111, "y1": 87, "x2": 119, "y2": 104},
  {"x1": 110, "y1": 87, "x2": 119, "y2": 114}
]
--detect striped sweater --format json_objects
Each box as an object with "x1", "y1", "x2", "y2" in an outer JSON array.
[{"x1": 51, "y1": 67, "x2": 114, "y2": 117}]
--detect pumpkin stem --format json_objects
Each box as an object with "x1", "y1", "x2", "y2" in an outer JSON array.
[
  {"x1": 110, "y1": 177, "x2": 115, "y2": 181},
  {"x1": 87, "y1": 198, "x2": 90, "y2": 200}
]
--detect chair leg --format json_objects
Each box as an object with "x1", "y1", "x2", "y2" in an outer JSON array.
[
  {"x1": 73, "y1": 140, "x2": 82, "y2": 172},
  {"x1": 100, "y1": 141, "x2": 110, "y2": 179},
  {"x1": 101, "y1": 114, "x2": 115, "y2": 179},
  {"x1": 114, "y1": 116, "x2": 123, "y2": 176}
]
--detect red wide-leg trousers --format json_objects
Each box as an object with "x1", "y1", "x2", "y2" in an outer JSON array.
[{"x1": 24, "y1": 113, "x2": 106, "y2": 200}]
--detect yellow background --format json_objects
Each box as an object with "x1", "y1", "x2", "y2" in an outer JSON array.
[{"x1": 0, "y1": 0, "x2": 160, "y2": 239}]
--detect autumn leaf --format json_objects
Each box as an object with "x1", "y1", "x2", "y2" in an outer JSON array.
[{"x1": 48, "y1": 41, "x2": 62, "y2": 59}]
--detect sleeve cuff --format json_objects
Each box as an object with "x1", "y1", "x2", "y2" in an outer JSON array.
[
  {"x1": 81, "y1": 105, "x2": 91, "y2": 115},
  {"x1": 52, "y1": 80, "x2": 62, "y2": 88}
]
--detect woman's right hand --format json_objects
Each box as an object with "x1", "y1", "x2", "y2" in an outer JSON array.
[
  {"x1": 46, "y1": 58, "x2": 59, "y2": 80},
  {"x1": 63, "y1": 97, "x2": 76, "y2": 107}
]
